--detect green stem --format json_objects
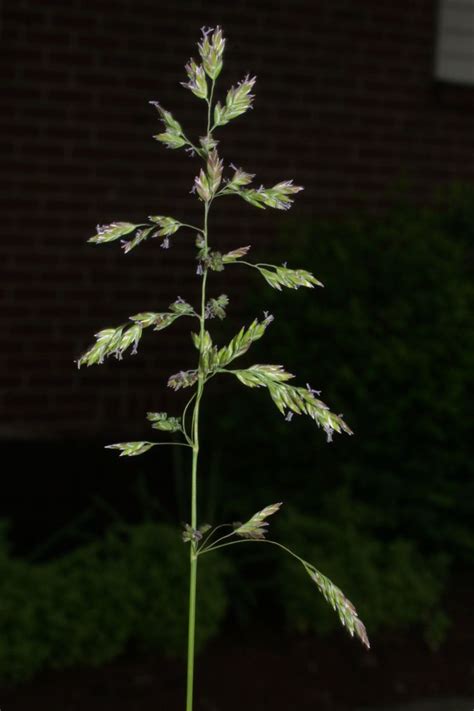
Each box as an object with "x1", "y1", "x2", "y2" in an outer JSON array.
[
  {"x1": 185, "y1": 75, "x2": 217, "y2": 708},
  {"x1": 207, "y1": 80, "x2": 216, "y2": 134},
  {"x1": 182, "y1": 392, "x2": 197, "y2": 445},
  {"x1": 185, "y1": 199, "x2": 210, "y2": 711},
  {"x1": 186, "y1": 531, "x2": 198, "y2": 711}
]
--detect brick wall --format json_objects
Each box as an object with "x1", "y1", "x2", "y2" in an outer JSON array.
[{"x1": 3, "y1": 0, "x2": 474, "y2": 438}]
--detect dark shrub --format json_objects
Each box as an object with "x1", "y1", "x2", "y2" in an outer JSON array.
[{"x1": 206, "y1": 185, "x2": 474, "y2": 641}]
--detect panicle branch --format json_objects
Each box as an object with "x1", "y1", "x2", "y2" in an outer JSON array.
[
  {"x1": 230, "y1": 364, "x2": 352, "y2": 442},
  {"x1": 303, "y1": 562, "x2": 370, "y2": 649},
  {"x1": 76, "y1": 298, "x2": 196, "y2": 368}
]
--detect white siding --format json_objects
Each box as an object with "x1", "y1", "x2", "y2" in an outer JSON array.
[{"x1": 435, "y1": 0, "x2": 474, "y2": 84}]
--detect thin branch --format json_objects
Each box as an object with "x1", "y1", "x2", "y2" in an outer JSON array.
[
  {"x1": 198, "y1": 526, "x2": 237, "y2": 553},
  {"x1": 180, "y1": 223, "x2": 205, "y2": 234},
  {"x1": 154, "y1": 441, "x2": 193, "y2": 448},
  {"x1": 199, "y1": 537, "x2": 307, "y2": 568}
]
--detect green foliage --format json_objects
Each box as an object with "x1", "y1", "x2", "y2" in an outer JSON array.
[
  {"x1": 259, "y1": 188, "x2": 474, "y2": 557},
  {"x1": 209, "y1": 184, "x2": 474, "y2": 643},
  {"x1": 0, "y1": 523, "x2": 228, "y2": 684}
]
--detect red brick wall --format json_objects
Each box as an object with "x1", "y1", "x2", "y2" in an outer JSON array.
[{"x1": 3, "y1": 0, "x2": 474, "y2": 438}]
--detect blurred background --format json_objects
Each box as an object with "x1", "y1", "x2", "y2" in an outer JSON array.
[{"x1": 1, "y1": 1, "x2": 474, "y2": 709}]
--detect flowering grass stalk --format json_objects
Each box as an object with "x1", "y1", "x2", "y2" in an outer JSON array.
[{"x1": 77, "y1": 26, "x2": 369, "y2": 711}]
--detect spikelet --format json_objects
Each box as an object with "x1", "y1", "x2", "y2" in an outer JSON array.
[
  {"x1": 214, "y1": 75, "x2": 256, "y2": 127},
  {"x1": 105, "y1": 442, "x2": 155, "y2": 457},
  {"x1": 198, "y1": 26, "x2": 225, "y2": 80},
  {"x1": 234, "y1": 503, "x2": 282, "y2": 539},
  {"x1": 150, "y1": 102, "x2": 187, "y2": 149},
  {"x1": 88, "y1": 222, "x2": 139, "y2": 245},
  {"x1": 181, "y1": 58, "x2": 208, "y2": 100},
  {"x1": 146, "y1": 412, "x2": 182, "y2": 433},
  {"x1": 259, "y1": 265, "x2": 323, "y2": 290}
]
